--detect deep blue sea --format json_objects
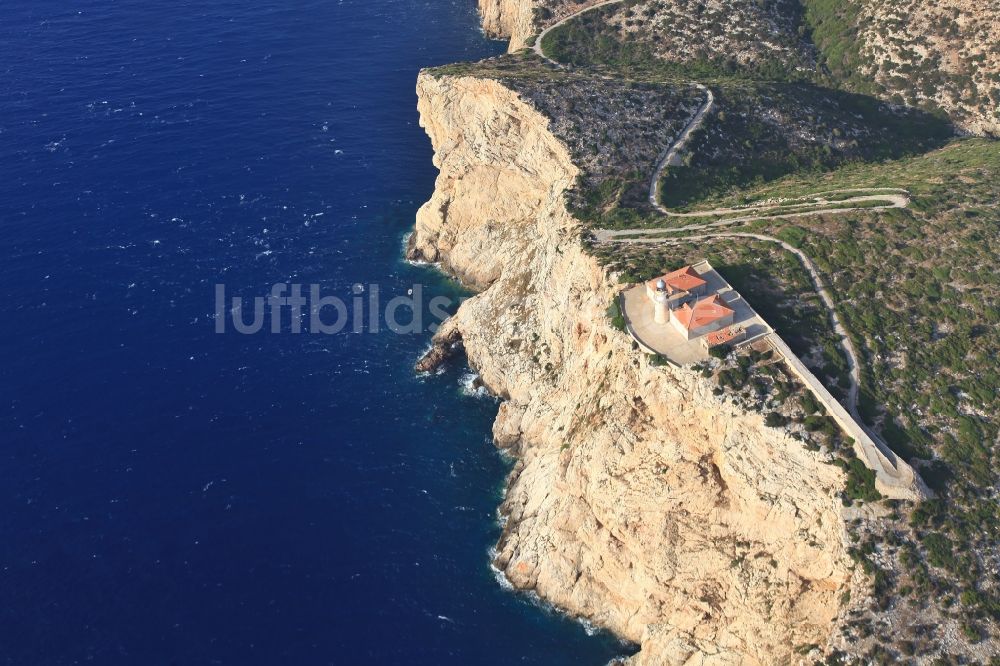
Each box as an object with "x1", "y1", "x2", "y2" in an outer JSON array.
[{"x1": 0, "y1": 1, "x2": 629, "y2": 663}]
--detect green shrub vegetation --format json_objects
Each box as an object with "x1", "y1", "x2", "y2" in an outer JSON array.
[
  {"x1": 607, "y1": 298, "x2": 626, "y2": 331},
  {"x1": 540, "y1": 0, "x2": 813, "y2": 83},
  {"x1": 836, "y1": 456, "x2": 882, "y2": 502},
  {"x1": 702, "y1": 139, "x2": 1000, "y2": 627},
  {"x1": 765, "y1": 412, "x2": 788, "y2": 428},
  {"x1": 657, "y1": 83, "x2": 950, "y2": 209}
]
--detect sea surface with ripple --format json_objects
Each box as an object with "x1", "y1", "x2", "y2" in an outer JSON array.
[{"x1": 0, "y1": 1, "x2": 628, "y2": 663}]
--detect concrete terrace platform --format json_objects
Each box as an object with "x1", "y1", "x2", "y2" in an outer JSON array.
[{"x1": 621, "y1": 260, "x2": 771, "y2": 365}]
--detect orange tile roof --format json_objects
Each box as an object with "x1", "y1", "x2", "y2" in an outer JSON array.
[
  {"x1": 647, "y1": 265, "x2": 707, "y2": 294},
  {"x1": 673, "y1": 295, "x2": 734, "y2": 331}
]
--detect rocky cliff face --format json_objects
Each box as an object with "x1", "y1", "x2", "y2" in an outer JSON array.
[
  {"x1": 410, "y1": 72, "x2": 858, "y2": 664},
  {"x1": 477, "y1": 0, "x2": 609, "y2": 53},
  {"x1": 478, "y1": 0, "x2": 536, "y2": 52}
]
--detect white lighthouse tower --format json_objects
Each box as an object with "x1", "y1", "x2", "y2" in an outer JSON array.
[{"x1": 653, "y1": 278, "x2": 669, "y2": 324}]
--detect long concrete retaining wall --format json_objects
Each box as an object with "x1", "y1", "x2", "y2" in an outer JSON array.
[
  {"x1": 765, "y1": 333, "x2": 926, "y2": 501},
  {"x1": 618, "y1": 279, "x2": 926, "y2": 501}
]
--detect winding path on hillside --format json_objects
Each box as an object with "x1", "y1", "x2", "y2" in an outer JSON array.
[
  {"x1": 593, "y1": 193, "x2": 915, "y2": 482},
  {"x1": 597, "y1": 227, "x2": 924, "y2": 497},
  {"x1": 532, "y1": 0, "x2": 718, "y2": 217},
  {"x1": 599, "y1": 190, "x2": 909, "y2": 238},
  {"x1": 534, "y1": 3, "x2": 905, "y2": 226},
  {"x1": 535, "y1": 0, "x2": 924, "y2": 497},
  {"x1": 648, "y1": 85, "x2": 715, "y2": 210},
  {"x1": 532, "y1": 0, "x2": 715, "y2": 205},
  {"x1": 532, "y1": 0, "x2": 625, "y2": 65},
  {"x1": 649, "y1": 188, "x2": 909, "y2": 219}
]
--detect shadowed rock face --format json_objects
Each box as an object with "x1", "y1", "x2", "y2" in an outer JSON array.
[
  {"x1": 411, "y1": 71, "x2": 857, "y2": 665},
  {"x1": 478, "y1": 0, "x2": 537, "y2": 51},
  {"x1": 478, "y1": 0, "x2": 609, "y2": 51}
]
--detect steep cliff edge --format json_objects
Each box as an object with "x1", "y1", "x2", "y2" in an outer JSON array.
[
  {"x1": 477, "y1": 0, "x2": 608, "y2": 54},
  {"x1": 478, "y1": 0, "x2": 536, "y2": 52},
  {"x1": 409, "y1": 72, "x2": 858, "y2": 664}
]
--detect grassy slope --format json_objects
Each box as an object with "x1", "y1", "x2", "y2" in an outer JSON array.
[
  {"x1": 532, "y1": 1, "x2": 954, "y2": 221},
  {"x1": 655, "y1": 140, "x2": 1000, "y2": 632},
  {"x1": 802, "y1": 0, "x2": 1000, "y2": 129},
  {"x1": 657, "y1": 83, "x2": 952, "y2": 209},
  {"x1": 800, "y1": 0, "x2": 872, "y2": 92}
]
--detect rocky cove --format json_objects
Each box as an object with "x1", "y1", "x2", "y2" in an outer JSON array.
[{"x1": 404, "y1": 66, "x2": 876, "y2": 664}]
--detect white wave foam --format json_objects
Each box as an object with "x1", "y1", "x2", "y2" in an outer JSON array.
[
  {"x1": 488, "y1": 544, "x2": 634, "y2": 652},
  {"x1": 401, "y1": 232, "x2": 444, "y2": 268},
  {"x1": 406, "y1": 258, "x2": 440, "y2": 269},
  {"x1": 488, "y1": 546, "x2": 515, "y2": 591},
  {"x1": 459, "y1": 372, "x2": 491, "y2": 399},
  {"x1": 577, "y1": 616, "x2": 600, "y2": 636}
]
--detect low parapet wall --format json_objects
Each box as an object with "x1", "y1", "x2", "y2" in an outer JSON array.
[
  {"x1": 619, "y1": 291, "x2": 680, "y2": 366},
  {"x1": 765, "y1": 334, "x2": 927, "y2": 501}
]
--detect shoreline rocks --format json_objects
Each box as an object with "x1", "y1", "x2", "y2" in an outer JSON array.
[{"x1": 410, "y1": 70, "x2": 857, "y2": 664}]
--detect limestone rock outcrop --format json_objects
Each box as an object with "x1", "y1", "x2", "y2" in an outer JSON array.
[
  {"x1": 477, "y1": 0, "x2": 608, "y2": 53},
  {"x1": 478, "y1": 0, "x2": 537, "y2": 52},
  {"x1": 410, "y1": 71, "x2": 857, "y2": 664}
]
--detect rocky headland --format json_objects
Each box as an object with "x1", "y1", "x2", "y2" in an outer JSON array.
[
  {"x1": 407, "y1": 71, "x2": 861, "y2": 664},
  {"x1": 410, "y1": 0, "x2": 1000, "y2": 661}
]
